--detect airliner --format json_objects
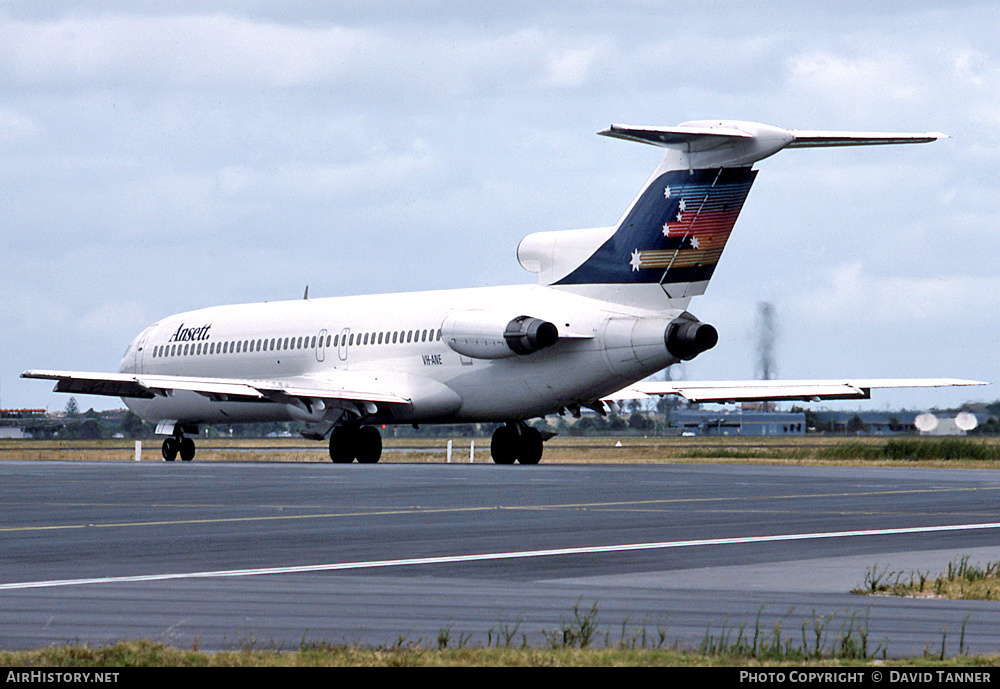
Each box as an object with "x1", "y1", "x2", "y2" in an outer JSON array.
[{"x1": 23, "y1": 120, "x2": 985, "y2": 464}]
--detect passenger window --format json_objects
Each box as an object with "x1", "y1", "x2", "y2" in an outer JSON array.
[{"x1": 333, "y1": 334, "x2": 339, "y2": 347}]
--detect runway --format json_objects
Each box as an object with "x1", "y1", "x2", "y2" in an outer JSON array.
[{"x1": 3, "y1": 459, "x2": 1000, "y2": 656}]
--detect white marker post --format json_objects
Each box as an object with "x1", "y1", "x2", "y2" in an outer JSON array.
[
  {"x1": 446, "y1": 439, "x2": 453, "y2": 463},
  {"x1": 134, "y1": 440, "x2": 142, "y2": 462},
  {"x1": 469, "y1": 440, "x2": 475, "y2": 463}
]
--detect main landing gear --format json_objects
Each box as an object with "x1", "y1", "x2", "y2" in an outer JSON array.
[
  {"x1": 329, "y1": 424, "x2": 383, "y2": 464},
  {"x1": 490, "y1": 421, "x2": 543, "y2": 465},
  {"x1": 162, "y1": 433, "x2": 195, "y2": 462}
]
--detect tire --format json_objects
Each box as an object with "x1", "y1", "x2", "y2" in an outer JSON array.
[
  {"x1": 490, "y1": 425, "x2": 517, "y2": 464},
  {"x1": 516, "y1": 426, "x2": 543, "y2": 465},
  {"x1": 355, "y1": 426, "x2": 382, "y2": 464},
  {"x1": 329, "y1": 426, "x2": 356, "y2": 463},
  {"x1": 162, "y1": 437, "x2": 179, "y2": 462},
  {"x1": 179, "y1": 437, "x2": 196, "y2": 462}
]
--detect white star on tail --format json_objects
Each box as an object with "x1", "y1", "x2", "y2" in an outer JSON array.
[
  {"x1": 630, "y1": 249, "x2": 642, "y2": 271},
  {"x1": 690, "y1": 236, "x2": 700, "y2": 249},
  {"x1": 663, "y1": 186, "x2": 671, "y2": 199}
]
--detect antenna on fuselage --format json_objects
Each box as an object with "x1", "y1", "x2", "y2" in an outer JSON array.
[{"x1": 303, "y1": 286, "x2": 309, "y2": 300}]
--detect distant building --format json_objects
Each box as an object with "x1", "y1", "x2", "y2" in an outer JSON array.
[
  {"x1": 0, "y1": 409, "x2": 56, "y2": 439},
  {"x1": 811, "y1": 411, "x2": 989, "y2": 436},
  {"x1": 670, "y1": 409, "x2": 806, "y2": 437}
]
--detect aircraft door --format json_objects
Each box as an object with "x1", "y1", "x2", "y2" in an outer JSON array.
[
  {"x1": 338, "y1": 327, "x2": 350, "y2": 363},
  {"x1": 133, "y1": 329, "x2": 152, "y2": 374},
  {"x1": 315, "y1": 329, "x2": 328, "y2": 362}
]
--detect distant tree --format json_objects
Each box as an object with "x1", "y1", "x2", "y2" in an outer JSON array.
[
  {"x1": 75, "y1": 418, "x2": 104, "y2": 440},
  {"x1": 65, "y1": 397, "x2": 79, "y2": 417},
  {"x1": 847, "y1": 414, "x2": 868, "y2": 435},
  {"x1": 628, "y1": 412, "x2": 654, "y2": 431},
  {"x1": 120, "y1": 411, "x2": 148, "y2": 438}
]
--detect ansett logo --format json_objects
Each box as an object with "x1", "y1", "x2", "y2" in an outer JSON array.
[{"x1": 168, "y1": 323, "x2": 212, "y2": 343}]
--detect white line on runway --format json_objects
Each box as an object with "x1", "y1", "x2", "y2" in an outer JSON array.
[{"x1": 4, "y1": 521, "x2": 1000, "y2": 591}]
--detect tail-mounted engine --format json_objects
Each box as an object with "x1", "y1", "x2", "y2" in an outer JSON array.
[
  {"x1": 442, "y1": 311, "x2": 559, "y2": 360},
  {"x1": 665, "y1": 313, "x2": 718, "y2": 360}
]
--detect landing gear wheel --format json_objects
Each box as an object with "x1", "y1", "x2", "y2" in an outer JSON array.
[
  {"x1": 355, "y1": 426, "x2": 382, "y2": 464},
  {"x1": 490, "y1": 425, "x2": 517, "y2": 464},
  {"x1": 491, "y1": 422, "x2": 545, "y2": 465},
  {"x1": 179, "y1": 437, "x2": 196, "y2": 462},
  {"x1": 516, "y1": 426, "x2": 543, "y2": 465},
  {"x1": 329, "y1": 425, "x2": 356, "y2": 463},
  {"x1": 162, "y1": 437, "x2": 179, "y2": 462}
]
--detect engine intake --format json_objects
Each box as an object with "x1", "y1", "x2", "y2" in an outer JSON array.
[{"x1": 665, "y1": 316, "x2": 718, "y2": 360}]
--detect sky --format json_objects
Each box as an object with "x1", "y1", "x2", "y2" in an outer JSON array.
[{"x1": 2, "y1": 1, "x2": 998, "y2": 414}]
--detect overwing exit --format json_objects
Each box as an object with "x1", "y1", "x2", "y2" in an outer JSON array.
[{"x1": 23, "y1": 120, "x2": 985, "y2": 464}]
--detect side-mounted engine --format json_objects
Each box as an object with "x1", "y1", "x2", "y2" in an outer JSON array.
[{"x1": 442, "y1": 311, "x2": 559, "y2": 360}]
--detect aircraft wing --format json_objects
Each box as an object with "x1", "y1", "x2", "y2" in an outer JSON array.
[
  {"x1": 606, "y1": 378, "x2": 987, "y2": 404},
  {"x1": 20, "y1": 369, "x2": 409, "y2": 405}
]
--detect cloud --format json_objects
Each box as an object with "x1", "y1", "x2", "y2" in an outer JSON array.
[
  {"x1": 0, "y1": 106, "x2": 40, "y2": 142},
  {"x1": 4, "y1": 3, "x2": 999, "y2": 412}
]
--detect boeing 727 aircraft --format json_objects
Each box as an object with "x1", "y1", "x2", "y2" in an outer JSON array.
[{"x1": 23, "y1": 120, "x2": 984, "y2": 463}]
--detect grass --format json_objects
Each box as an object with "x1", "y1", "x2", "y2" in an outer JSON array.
[
  {"x1": 4, "y1": 603, "x2": 1000, "y2": 666},
  {"x1": 855, "y1": 555, "x2": 1000, "y2": 601},
  {"x1": 3, "y1": 436, "x2": 1000, "y2": 466}
]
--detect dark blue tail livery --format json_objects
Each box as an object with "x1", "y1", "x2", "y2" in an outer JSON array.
[{"x1": 555, "y1": 167, "x2": 756, "y2": 295}]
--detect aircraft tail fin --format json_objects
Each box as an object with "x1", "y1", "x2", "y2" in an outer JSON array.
[{"x1": 518, "y1": 121, "x2": 942, "y2": 307}]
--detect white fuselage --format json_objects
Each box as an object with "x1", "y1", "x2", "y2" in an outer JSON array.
[{"x1": 119, "y1": 283, "x2": 688, "y2": 427}]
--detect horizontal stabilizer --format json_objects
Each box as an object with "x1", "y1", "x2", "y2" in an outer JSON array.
[
  {"x1": 600, "y1": 121, "x2": 944, "y2": 151},
  {"x1": 599, "y1": 124, "x2": 753, "y2": 148},
  {"x1": 607, "y1": 378, "x2": 986, "y2": 404},
  {"x1": 785, "y1": 131, "x2": 946, "y2": 148}
]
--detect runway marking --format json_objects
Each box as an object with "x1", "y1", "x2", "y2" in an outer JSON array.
[
  {"x1": 4, "y1": 485, "x2": 999, "y2": 533},
  {"x1": 4, "y1": 520, "x2": 1000, "y2": 591}
]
